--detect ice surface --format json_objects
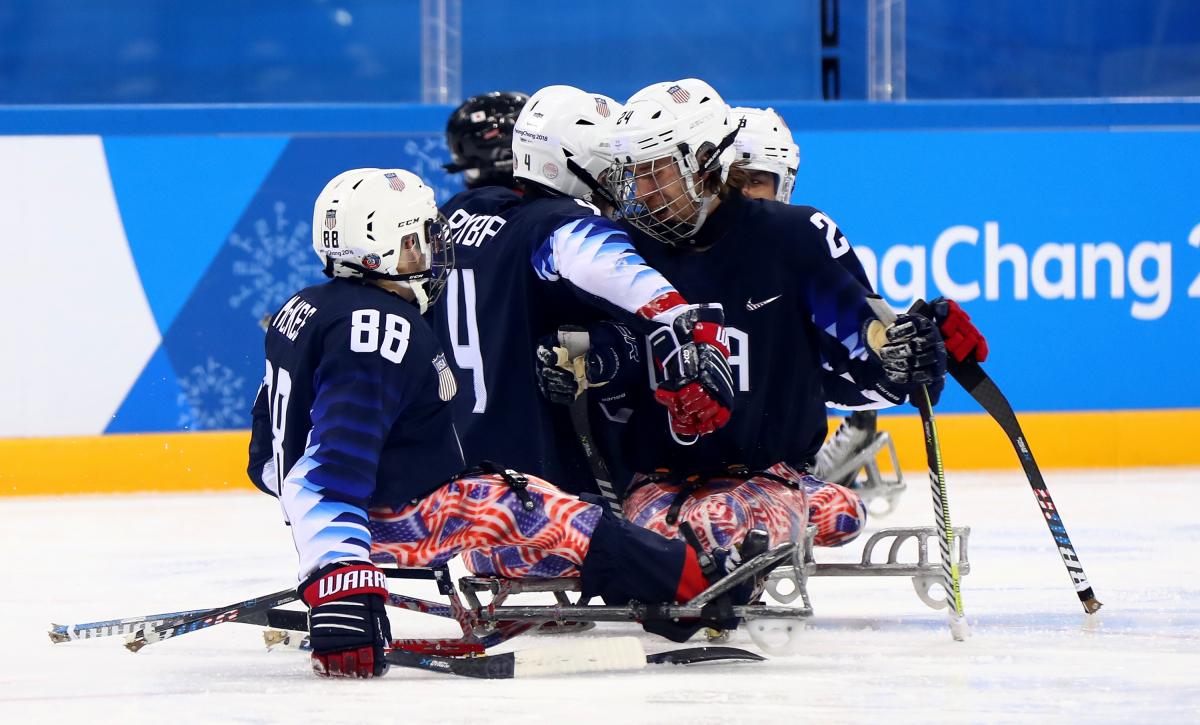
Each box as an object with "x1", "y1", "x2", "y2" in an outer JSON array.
[{"x1": 3, "y1": 468, "x2": 1198, "y2": 724}]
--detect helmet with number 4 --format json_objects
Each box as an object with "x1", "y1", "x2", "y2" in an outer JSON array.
[
  {"x1": 312, "y1": 168, "x2": 454, "y2": 312},
  {"x1": 730, "y1": 106, "x2": 799, "y2": 203},
  {"x1": 605, "y1": 78, "x2": 740, "y2": 246},
  {"x1": 511, "y1": 85, "x2": 623, "y2": 204}
]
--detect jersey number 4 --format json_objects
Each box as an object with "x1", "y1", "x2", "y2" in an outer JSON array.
[{"x1": 446, "y1": 270, "x2": 487, "y2": 413}]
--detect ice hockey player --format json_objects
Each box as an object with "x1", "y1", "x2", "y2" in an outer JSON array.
[
  {"x1": 246, "y1": 167, "x2": 766, "y2": 679},
  {"x1": 726, "y1": 105, "x2": 990, "y2": 493},
  {"x1": 728, "y1": 106, "x2": 799, "y2": 204},
  {"x1": 727, "y1": 105, "x2": 884, "y2": 488},
  {"x1": 538, "y1": 79, "x2": 948, "y2": 554},
  {"x1": 428, "y1": 84, "x2": 736, "y2": 495},
  {"x1": 443, "y1": 91, "x2": 529, "y2": 190}
]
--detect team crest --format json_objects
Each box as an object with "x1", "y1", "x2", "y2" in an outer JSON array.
[
  {"x1": 667, "y1": 85, "x2": 690, "y2": 103},
  {"x1": 325, "y1": 209, "x2": 337, "y2": 229},
  {"x1": 384, "y1": 172, "x2": 405, "y2": 191},
  {"x1": 433, "y1": 353, "x2": 457, "y2": 401},
  {"x1": 361, "y1": 253, "x2": 381, "y2": 270},
  {"x1": 595, "y1": 97, "x2": 610, "y2": 117}
]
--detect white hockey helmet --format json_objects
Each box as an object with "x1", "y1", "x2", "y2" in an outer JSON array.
[
  {"x1": 512, "y1": 84, "x2": 623, "y2": 204},
  {"x1": 730, "y1": 106, "x2": 800, "y2": 203},
  {"x1": 605, "y1": 78, "x2": 739, "y2": 246},
  {"x1": 312, "y1": 168, "x2": 454, "y2": 312}
]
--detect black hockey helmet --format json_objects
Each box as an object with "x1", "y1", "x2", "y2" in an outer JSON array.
[{"x1": 444, "y1": 91, "x2": 529, "y2": 189}]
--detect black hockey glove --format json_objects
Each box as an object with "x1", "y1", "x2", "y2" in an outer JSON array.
[
  {"x1": 651, "y1": 304, "x2": 735, "y2": 437},
  {"x1": 535, "y1": 323, "x2": 635, "y2": 406},
  {"x1": 299, "y1": 562, "x2": 392, "y2": 678},
  {"x1": 865, "y1": 312, "x2": 947, "y2": 406}
]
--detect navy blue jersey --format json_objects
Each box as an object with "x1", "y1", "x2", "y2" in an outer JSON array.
[
  {"x1": 604, "y1": 193, "x2": 895, "y2": 476},
  {"x1": 248, "y1": 278, "x2": 465, "y2": 576},
  {"x1": 427, "y1": 185, "x2": 686, "y2": 493}
]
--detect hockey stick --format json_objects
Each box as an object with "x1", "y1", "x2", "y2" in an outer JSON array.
[
  {"x1": 570, "y1": 392, "x2": 624, "y2": 517},
  {"x1": 50, "y1": 606, "x2": 215, "y2": 643},
  {"x1": 124, "y1": 587, "x2": 299, "y2": 652},
  {"x1": 866, "y1": 297, "x2": 968, "y2": 640},
  {"x1": 384, "y1": 638, "x2": 764, "y2": 679},
  {"x1": 947, "y1": 356, "x2": 1102, "y2": 615},
  {"x1": 554, "y1": 326, "x2": 624, "y2": 517}
]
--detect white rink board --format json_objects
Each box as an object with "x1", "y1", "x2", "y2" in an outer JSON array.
[{"x1": 2, "y1": 469, "x2": 1198, "y2": 724}]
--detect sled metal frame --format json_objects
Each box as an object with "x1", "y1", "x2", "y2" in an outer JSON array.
[
  {"x1": 766, "y1": 525, "x2": 972, "y2": 611},
  {"x1": 263, "y1": 525, "x2": 972, "y2": 654}
]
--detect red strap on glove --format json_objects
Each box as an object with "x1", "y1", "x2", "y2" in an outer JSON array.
[
  {"x1": 933, "y1": 298, "x2": 988, "y2": 363},
  {"x1": 300, "y1": 563, "x2": 391, "y2": 678}
]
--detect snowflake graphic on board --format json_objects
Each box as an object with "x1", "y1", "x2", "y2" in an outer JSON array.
[
  {"x1": 228, "y1": 200, "x2": 324, "y2": 323},
  {"x1": 176, "y1": 357, "x2": 251, "y2": 430},
  {"x1": 402, "y1": 137, "x2": 459, "y2": 203}
]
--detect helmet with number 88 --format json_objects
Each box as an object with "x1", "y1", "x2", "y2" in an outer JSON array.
[
  {"x1": 730, "y1": 106, "x2": 800, "y2": 203},
  {"x1": 511, "y1": 85, "x2": 623, "y2": 204},
  {"x1": 311, "y1": 168, "x2": 455, "y2": 313},
  {"x1": 605, "y1": 78, "x2": 740, "y2": 246}
]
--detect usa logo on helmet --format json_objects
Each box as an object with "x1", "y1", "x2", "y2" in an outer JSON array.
[
  {"x1": 325, "y1": 209, "x2": 337, "y2": 229},
  {"x1": 595, "y1": 97, "x2": 610, "y2": 117},
  {"x1": 384, "y1": 172, "x2": 405, "y2": 191},
  {"x1": 667, "y1": 85, "x2": 691, "y2": 104},
  {"x1": 361, "y1": 253, "x2": 381, "y2": 270}
]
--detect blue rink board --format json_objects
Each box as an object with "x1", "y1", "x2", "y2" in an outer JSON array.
[{"x1": 2, "y1": 100, "x2": 1196, "y2": 431}]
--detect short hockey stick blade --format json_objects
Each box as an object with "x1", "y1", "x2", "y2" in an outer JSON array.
[
  {"x1": 386, "y1": 637, "x2": 647, "y2": 679},
  {"x1": 647, "y1": 646, "x2": 766, "y2": 665}
]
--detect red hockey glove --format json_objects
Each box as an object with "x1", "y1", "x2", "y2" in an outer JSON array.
[
  {"x1": 652, "y1": 304, "x2": 735, "y2": 437},
  {"x1": 299, "y1": 562, "x2": 392, "y2": 678},
  {"x1": 930, "y1": 297, "x2": 988, "y2": 363}
]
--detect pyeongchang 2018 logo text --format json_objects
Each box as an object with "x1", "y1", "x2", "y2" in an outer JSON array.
[{"x1": 852, "y1": 221, "x2": 1200, "y2": 321}]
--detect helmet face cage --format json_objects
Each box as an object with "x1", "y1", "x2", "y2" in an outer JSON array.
[
  {"x1": 609, "y1": 150, "x2": 709, "y2": 245},
  {"x1": 420, "y1": 213, "x2": 455, "y2": 308}
]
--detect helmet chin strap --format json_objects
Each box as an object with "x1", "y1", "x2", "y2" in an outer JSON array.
[{"x1": 402, "y1": 280, "x2": 431, "y2": 313}]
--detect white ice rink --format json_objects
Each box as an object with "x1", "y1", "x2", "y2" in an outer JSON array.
[{"x1": 2, "y1": 468, "x2": 1198, "y2": 724}]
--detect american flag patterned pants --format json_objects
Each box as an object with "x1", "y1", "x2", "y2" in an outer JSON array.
[
  {"x1": 623, "y1": 463, "x2": 867, "y2": 551},
  {"x1": 366, "y1": 474, "x2": 602, "y2": 579}
]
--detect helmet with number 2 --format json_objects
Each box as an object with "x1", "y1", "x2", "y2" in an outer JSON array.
[
  {"x1": 730, "y1": 106, "x2": 799, "y2": 203},
  {"x1": 312, "y1": 168, "x2": 455, "y2": 313},
  {"x1": 606, "y1": 78, "x2": 739, "y2": 246}
]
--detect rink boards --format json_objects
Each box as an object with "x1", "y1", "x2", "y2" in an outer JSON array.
[{"x1": 0, "y1": 101, "x2": 1197, "y2": 493}]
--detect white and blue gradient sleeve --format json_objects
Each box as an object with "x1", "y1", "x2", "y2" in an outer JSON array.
[
  {"x1": 531, "y1": 217, "x2": 686, "y2": 325},
  {"x1": 278, "y1": 316, "x2": 408, "y2": 580}
]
